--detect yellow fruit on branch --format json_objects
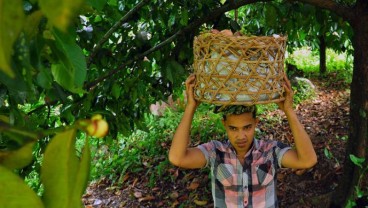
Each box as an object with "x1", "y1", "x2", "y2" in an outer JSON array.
[{"x1": 79, "y1": 114, "x2": 109, "y2": 138}]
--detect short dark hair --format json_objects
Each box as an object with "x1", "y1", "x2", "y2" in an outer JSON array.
[{"x1": 215, "y1": 105, "x2": 257, "y2": 120}]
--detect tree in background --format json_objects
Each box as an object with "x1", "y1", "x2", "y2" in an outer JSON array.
[{"x1": 230, "y1": 1, "x2": 352, "y2": 75}]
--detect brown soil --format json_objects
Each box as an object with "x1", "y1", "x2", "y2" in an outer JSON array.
[{"x1": 83, "y1": 79, "x2": 350, "y2": 208}]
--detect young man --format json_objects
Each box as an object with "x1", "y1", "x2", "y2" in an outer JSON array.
[{"x1": 169, "y1": 74, "x2": 317, "y2": 207}]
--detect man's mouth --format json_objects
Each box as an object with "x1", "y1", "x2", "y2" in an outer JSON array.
[{"x1": 236, "y1": 140, "x2": 247, "y2": 147}]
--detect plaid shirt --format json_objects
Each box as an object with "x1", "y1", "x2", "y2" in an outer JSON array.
[{"x1": 197, "y1": 138, "x2": 290, "y2": 208}]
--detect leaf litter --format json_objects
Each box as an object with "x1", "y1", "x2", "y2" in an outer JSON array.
[{"x1": 83, "y1": 79, "x2": 350, "y2": 207}]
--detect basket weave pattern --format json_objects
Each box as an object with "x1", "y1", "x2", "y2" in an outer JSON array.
[{"x1": 193, "y1": 33, "x2": 287, "y2": 106}]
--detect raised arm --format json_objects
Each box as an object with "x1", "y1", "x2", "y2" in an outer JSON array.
[
  {"x1": 168, "y1": 74, "x2": 207, "y2": 169},
  {"x1": 277, "y1": 74, "x2": 318, "y2": 169}
]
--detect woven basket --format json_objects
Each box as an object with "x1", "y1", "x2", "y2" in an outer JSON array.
[{"x1": 193, "y1": 32, "x2": 287, "y2": 106}]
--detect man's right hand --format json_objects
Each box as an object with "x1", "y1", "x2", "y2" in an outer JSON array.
[
  {"x1": 185, "y1": 74, "x2": 200, "y2": 109},
  {"x1": 169, "y1": 74, "x2": 206, "y2": 169}
]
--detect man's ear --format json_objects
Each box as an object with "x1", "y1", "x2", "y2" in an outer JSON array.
[{"x1": 255, "y1": 118, "x2": 260, "y2": 125}]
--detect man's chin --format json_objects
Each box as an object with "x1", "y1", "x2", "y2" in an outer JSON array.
[{"x1": 236, "y1": 143, "x2": 248, "y2": 148}]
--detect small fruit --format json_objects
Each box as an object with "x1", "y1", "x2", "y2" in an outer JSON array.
[
  {"x1": 234, "y1": 31, "x2": 243, "y2": 37},
  {"x1": 220, "y1": 29, "x2": 233, "y2": 36},
  {"x1": 86, "y1": 115, "x2": 109, "y2": 138},
  {"x1": 211, "y1": 29, "x2": 220, "y2": 34},
  {"x1": 91, "y1": 114, "x2": 103, "y2": 121}
]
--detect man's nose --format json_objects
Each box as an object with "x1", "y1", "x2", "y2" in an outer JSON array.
[{"x1": 238, "y1": 129, "x2": 247, "y2": 138}]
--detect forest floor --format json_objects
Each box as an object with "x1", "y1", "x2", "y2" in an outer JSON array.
[{"x1": 83, "y1": 78, "x2": 351, "y2": 208}]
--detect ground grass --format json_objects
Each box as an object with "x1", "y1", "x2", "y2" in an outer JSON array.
[
  {"x1": 25, "y1": 47, "x2": 354, "y2": 196},
  {"x1": 287, "y1": 47, "x2": 353, "y2": 84},
  {"x1": 86, "y1": 48, "x2": 353, "y2": 185}
]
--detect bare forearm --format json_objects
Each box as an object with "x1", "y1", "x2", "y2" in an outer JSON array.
[
  {"x1": 285, "y1": 109, "x2": 317, "y2": 166},
  {"x1": 169, "y1": 105, "x2": 196, "y2": 165}
]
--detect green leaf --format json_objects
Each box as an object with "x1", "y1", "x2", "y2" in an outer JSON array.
[
  {"x1": 349, "y1": 154, "x2": 365, "y2": 168},
  {"x1": 87, "y1": 0, "x2": 107, "y2": 11},
  {"x1": 166, "y1": 60, "x2": 184, "y2": 84},
  {"x1": 0, "y1": 0, "x2": 25, "y2": 78},
  {"x1": 165, "y1": 64, "x2": 174, "y2": 83},
  {"x1": 41, "y1": 129, "x2": 85, "y2": 208},
  {"x1": 0, "y1": 165, "x2": 44, "y2": 208},
  {"x1": 298, "y1": 31, "x2": 307, "y2": 41},
  {"x1": 94, "y1": 15, "x2": 102, "y2": 23},
  {"x1": 230, "y1": 20, "x2": 241, "y2": 31},
  {"x1": 72, "y1": 137, "x2": 91, "y2": 205},
  {"x1": 265, "y1": 4, "x2": 277, "y2": 27},
  {"x1": 360, "y1": 108, "x2": 367, "y2": 118},
  {"x1": 111, "y1": 83, "x2": 121, "y2": 99},
  {"x1": 324, "y1": 148, "x2": 332, "y2": 159},
  {"x1": 0, "y1": 142, "x2": 35, "y2": 170},
  {"x1": 346, "y1": 199, "x2": 357, "y2": 208},
  {"x1": 51, "y1": 29, "x2": 87, "y2": 94},
  {"x1": 108, "y1": 0, "x2": 118, "y2": 7},
  {"x1": 180, "y1": 9, "x2": 189, "y2": 26},
  {"x1": 60, "y1": 106, "x2": 76, "y2": 123},
  {"x1": 39, "y1": 0, "x2": 84, "y2": 32},
  {"x1": 355, "y1": 186, "x2": 364, "y2": 198},
  {"x1": 24, "y1": 10, "x2": 43, "y2": 40},
  {"x1": 168, "y1": 13, "x2": 176, "y2": 28},
  {"x1": 37, "y1": 67, "x2": 53, "y2": 89},
  {"x1": 51, "y1": 63, "x2": 76, "y2": 92}
]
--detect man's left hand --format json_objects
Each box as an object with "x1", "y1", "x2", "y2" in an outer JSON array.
[{"x1": 277, "y1": 73, "x2": 294, "y2": 113}]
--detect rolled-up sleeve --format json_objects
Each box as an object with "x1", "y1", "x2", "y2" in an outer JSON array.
[
  {"x1": 275, "y1": 142, "x2": 292, "y2": 168},
  {"x1": 196, "y1": 141, "x2": 216, "y2": 168}
]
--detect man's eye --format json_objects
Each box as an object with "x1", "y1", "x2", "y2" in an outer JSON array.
[
  {"x1": 229, "y1": 127, "x2": 237, "y2": 131},
  {"x1": 244, "y1": 125, "x2": 252, "y2": 130}
]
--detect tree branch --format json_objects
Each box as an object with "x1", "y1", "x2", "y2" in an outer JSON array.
[
  {"x1": 0, "y1": 121, "x2": 40, "y2": 140},
  {"x1": 85, "y1": 0, "x2": 269, "y2": 90},
  {"x1": 35, "y1": 0, "x2": 356, "y2": 113},
  {"x1": 291, "y1": 0, "x2": 355, "y2": 22},
  {"x1": 87, "y1": 0, "x2": 151, "y2": 66}
]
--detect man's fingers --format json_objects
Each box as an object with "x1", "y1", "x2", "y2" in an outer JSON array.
[
  {"x1": 283, "y1": 73, "x2": 292, "y2": 89},
  {"x1": 283, "y1": 73, "x2": 290, "y2": 82},
  {"x1": 185, "y1": 74, "x2": 195, "y2": 88}
]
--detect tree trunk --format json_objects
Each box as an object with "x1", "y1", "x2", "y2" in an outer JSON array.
[
  {"x1": 319, "y1": 34, "x2": 327, "y2": 75},
  {"x1": 331, "y1": 1, "x2": 368, "y2": 206}
]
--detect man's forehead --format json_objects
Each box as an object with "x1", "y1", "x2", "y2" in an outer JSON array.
[
  {"x1": 227, "y1": 123, "x2": 253, "y2": 128},
  {"x1": 217, "y1": 105, "x2": 256, "y2": 116},
  {"x1": 225, "y1": 114, "x2": 255, "y2": 125}
]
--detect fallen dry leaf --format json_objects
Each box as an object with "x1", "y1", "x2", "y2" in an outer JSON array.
[
  {"x1": 138, "y1": 195, "x2": 155, "y2": 202},
  {"x1": 119, "y1": 174, "x2": 129, "y2": 183},
  {"x1": 152, "y1": 187, "x2": 160, "y2": 192},
  {"x1": 105, "y1": 186, "x2": 119, "y2": 191},
  {"x1": 187, "y1": 181, "x2": 200, "y2": 190},
  {"x1": 169, "y1": 191, "x2": 179, "y2": 199},
  {"x1": 178, "y1": 194, "x2": 189, "y2": 202},
  {"x1": 171, "y1": 200, "x2": 180, "y2": 207},
  {"x1": 132, "y1": 178, "x2": 139, "y2": 187},
  {"x1": 194, "y1": 199, "x2": 208, "y2": 206},
  {"x1": 168, "y1": 168, "x2": 179, "y2": 179}
]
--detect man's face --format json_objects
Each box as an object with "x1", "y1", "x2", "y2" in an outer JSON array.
[{"x1": 222, "y1": 112, "x2": 259, "y2": 155}]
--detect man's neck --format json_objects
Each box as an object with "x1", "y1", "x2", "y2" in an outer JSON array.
[{"x1": 235, "y1": 140, "x2": 254, "y2": 158}]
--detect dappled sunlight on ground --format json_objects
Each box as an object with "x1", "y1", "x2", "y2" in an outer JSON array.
[{"x1": 83, "y1": 78, "x2": 350, "y2": 207}]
